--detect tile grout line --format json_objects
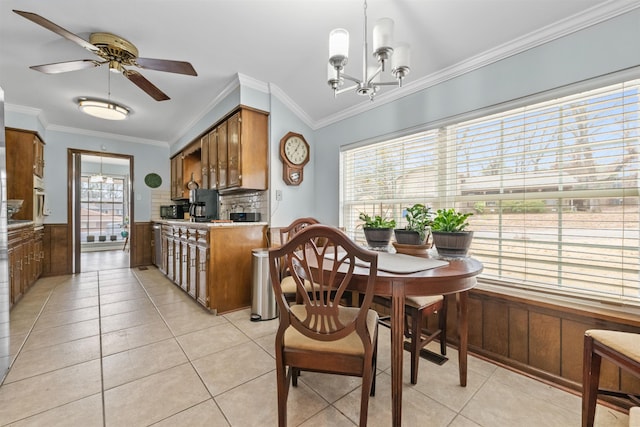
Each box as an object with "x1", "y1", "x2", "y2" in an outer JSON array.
[
  {"x1": 0, "y1": 285, "x2": 56, "y2": 388},
  {"x1": 96, "y1": 271, "x2": 107, "y2": 427},
  {"x1": 130, "y1": 268, "x2": 233, "y2": 425}
]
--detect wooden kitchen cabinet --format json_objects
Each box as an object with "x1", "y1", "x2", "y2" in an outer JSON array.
[
  {"x1": 179, "y1": 225, "x2": 189, "y2": 292},
  {"x1": 8, "y1": 224, "x2": 43, "y2": 308},
  {"x1": 217, "y1": 121, "x2": 228, "y2": 189},
  {"x1": 157, "y1": 221, "x2": 265, "y2": 314},
  {"x1": 196, "y1": 231, "x2": 209, "y2": 307},
  {"x1": 33, "y1": 136, "x2": 45, "y2": 178},
  {"x1": 170, "y1": 154, "x2": 184, "y2": 200},
  {"x1": 5, "y1": 128, "x2": 46, "y2": 221},
  {"x1": 200, "y1": 132, "x2": 210, "y2": 190},
  {"x1": 171, "y1": 106, "x2": 268, "y2": 195},
  {"x1": 223, "y1": 108, "x2": 268, "y2": 192}
]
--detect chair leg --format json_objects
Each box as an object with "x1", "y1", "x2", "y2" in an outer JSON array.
[
  {"x1": 582, "y1": 334, "x2": 601, "y2": 427},
  {"x1": 439, "y1": 297, "x2": 448, "y2": 356},
  {"x1": 410, "y1": 308, "x2": 421, "y2": 385},
  {"x1": 359, "y1": 354, "x2": 374, "y2": 427},
  {"x1": 276, "y1": 356, "x2": 290, "y2": 427},
  {"x1": 292, "y1": 367, "x2": 299, "y2": 386},
  {"x1": 371, "y1": 332, "x2": 378, "y2": 397}
]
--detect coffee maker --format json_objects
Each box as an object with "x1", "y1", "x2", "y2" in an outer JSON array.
[{"x1": 189, "y1": 189, "x2": 219, "y2": 222}]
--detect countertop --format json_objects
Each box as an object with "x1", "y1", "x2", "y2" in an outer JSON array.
[{"x1": 7, "y1": 219, "x2": 35, "y2": 229}]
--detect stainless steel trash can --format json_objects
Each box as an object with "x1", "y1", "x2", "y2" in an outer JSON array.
[{"x1": 251, "y1": 248, "x2": 278, "y2": 321}]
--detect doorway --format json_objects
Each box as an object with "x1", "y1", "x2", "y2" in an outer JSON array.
[{"x1": 69, "y1": 149, "x2": 133, "y2": 273}]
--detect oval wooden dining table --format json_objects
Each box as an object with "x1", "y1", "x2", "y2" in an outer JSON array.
[{"x1": 338, "y1": 252, "x2": 483, "y2": 427}]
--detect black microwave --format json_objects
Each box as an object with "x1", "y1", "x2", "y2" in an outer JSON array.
[{"x1": 160, "y1": 205, "x2": 184, "y2": 219}]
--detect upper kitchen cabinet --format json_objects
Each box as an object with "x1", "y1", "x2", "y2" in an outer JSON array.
[
  {"x1": 5, "y1": 128, "x2": 46, "y2": 221},
  {"x1": 178, "y1": 106, "x2": 268, "y2": 195},
  {"x1": 223, "y1": 108, "x2": 268, "y2": 192},
  {"x1": 170, "y1": 154, "x2": 184, "y2": 200}
]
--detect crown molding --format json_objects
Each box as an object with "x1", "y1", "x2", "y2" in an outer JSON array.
[
  {"x1": 269, "y1": 83, "x2": 314, "y2": 129},
  {"x1": 48, "y1": 124, "x2": 168, "y2": 147}
]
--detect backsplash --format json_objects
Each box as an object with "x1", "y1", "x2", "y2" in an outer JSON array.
[
  {"x1": 219, "y1": 191, "x2": 268, "y2": 222},
  {"x1": 150, "y1": 188, "x2": 268, "y2": 223}
]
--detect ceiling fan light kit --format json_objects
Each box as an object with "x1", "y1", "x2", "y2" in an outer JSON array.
[
  {"x1": 13, "y1": 10, "x2": 197, "y2": 102},
  {"x1": 78, "y1": 99, "x2": 129, "y2": 121},
  {"x1": 327, "y1": 0, "x2": 410, "y2": 101}
]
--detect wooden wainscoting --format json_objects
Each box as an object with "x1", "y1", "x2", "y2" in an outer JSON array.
[
  {"x1": 41, "y1": 222, "x2": 154, "y2": 276},
  {"x1": 42, "y1": 223, "x2": 71, "y2": 277},
  {"x1": 414, "y1": 287, "x2": 640, "y2": 406}
]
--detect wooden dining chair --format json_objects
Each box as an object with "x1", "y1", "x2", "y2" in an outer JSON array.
[
  {"x1": 278, "y1": 217, "x2": 320, "y2": 302},
  {"x1": 374, "y1": 294, "x2": 447, "y2": 384},
  {"x1": 582, "y1": 329, "x2": 640, "y2": 427},
  {"x1": 268, "y1": 224, "x2": 379, "y2": 427}
]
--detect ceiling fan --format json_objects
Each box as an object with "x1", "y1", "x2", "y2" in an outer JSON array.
[{"x1": 13, "y1": 10, "x2": 197, "y2": 101}]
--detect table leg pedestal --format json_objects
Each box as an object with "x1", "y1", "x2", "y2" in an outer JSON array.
[
  {"x1": 391, "y1": 281, "x2": 405, "y2": 427},
  {"x1": 457, "y1": 290, "x2": 469, "y2": 387}
]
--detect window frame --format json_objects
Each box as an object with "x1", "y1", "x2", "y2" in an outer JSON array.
[{"x1": 340, "y1": 72, "x2": 640, "y2": 305}]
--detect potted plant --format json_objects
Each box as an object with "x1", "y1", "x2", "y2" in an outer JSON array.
[
  {"x1": 359, "y1": 212, "x2": 396, "y2": 250},
  {"x1": 86, "y1": 235, "x2": 95, "y2": 243},
  {"x1": 394, "y1": 203, "x2": 432, "y2": 245},
  {"x1": 431, "y1": 208, "x2": 474, "y2": 257}
]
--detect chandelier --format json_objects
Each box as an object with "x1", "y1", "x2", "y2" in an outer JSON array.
[
  {"x1": 327, "y1": 0, "x2": 410, "y2": 101},
  {"x1": 89, "y1": 155, "x2": 114, "y2": 184}
]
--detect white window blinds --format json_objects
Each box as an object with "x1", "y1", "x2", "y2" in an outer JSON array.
[{"x1": 341, "y1": 78, "x2": 640, "y2": 302}]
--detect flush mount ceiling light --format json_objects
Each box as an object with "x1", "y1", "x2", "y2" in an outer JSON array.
[
  {"x1": 327, "y1": 0, "x2": 410, "y2": 101},
  {"x1": 78, "y1": 98, "x2": 129, "y2": 120}
]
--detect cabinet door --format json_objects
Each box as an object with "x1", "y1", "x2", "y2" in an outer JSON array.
[
  {"x1": 217, "y1": 121, "x2": 228, "y2": 189},
  {"x1": 33, "y1": 136, "x2": 45, "y2": 178},
  {"x1": 180, "y1": 240, "x2": 189, "y2": 291},
  {"x1": 227, "y1": 112, "x2": 241, "y2": 187},
  {"x1": 8, "y1": 246, "x2": 21, "y2": 305},
  {"x1": 200, "y1": 133, "x2": 209, "y2": 189},
  {"x1": 34, "y1": 229, "x2": 44, "y2": 279},
  {"x1": 188, "y1": 242, "x2": 197, "y2": 298},
  {"x1": 196, "y1": 243, "x2": 209, "y2": 307},
  {"x1": 208, "y1": 129, "x2": 218, "y2": 190},
  {"x1": 170, "y1": 156, "x2": 177, "y2": 199},
  {"x1": 160, "y1": 232, "x2": 168, "y2": 275},
  {"x1": 171, "y1": 155, "x2": 185, "y2": 200},
  {"x1": 167, "y1": 235, "x2": 174, "y2": 280}
]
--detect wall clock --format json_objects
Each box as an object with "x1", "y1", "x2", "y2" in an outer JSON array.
[{"x1": 279, "y1": 131, "x2": 310, "y2": 185}]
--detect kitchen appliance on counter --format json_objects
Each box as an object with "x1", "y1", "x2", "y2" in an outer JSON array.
[
  {"x1": 230, "y1": 212, "x2": 261, "y2": 222},
  {"x1": 189, "y1": 189, "x2": 219, "y2": 222},
  {"x1": 160, "y1": 204, "x2": 186, "y2": 220}
]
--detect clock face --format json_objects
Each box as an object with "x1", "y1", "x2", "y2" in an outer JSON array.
[{"x1": 284, "y1": 136, "x2": 309, "y2": 165}]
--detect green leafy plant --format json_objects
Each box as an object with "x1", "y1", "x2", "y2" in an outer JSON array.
[
  {"x1": 402, "y1": 203, "x2": 432, "y2": 242},
  {"x1": 358, "y1": 212, "x2": 396, "y2": 229},
  {"x1": 431, "y1": 208, "x2": 473, "y2": 232}
]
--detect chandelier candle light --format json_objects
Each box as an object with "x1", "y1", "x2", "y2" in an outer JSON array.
[{"x1": 327, "y1": 0, "x2": 410, "y2": 100}]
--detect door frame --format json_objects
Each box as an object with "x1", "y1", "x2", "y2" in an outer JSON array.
[{"x1": 67, "y1": 149, "x2": 134, "y2": 273}]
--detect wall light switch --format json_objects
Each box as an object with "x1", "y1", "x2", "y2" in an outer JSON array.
[{"x1": 275, "y1": 190, "x2": 283, "y2": 201}]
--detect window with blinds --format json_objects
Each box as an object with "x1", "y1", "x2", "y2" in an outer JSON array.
[{"x1": 341, "y1": 78, "x2": 640, "y2": 302}]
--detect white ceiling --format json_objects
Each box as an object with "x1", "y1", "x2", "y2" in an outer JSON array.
[{"x1": 1, "y1": 0, "x2": 636, "y2": 146}]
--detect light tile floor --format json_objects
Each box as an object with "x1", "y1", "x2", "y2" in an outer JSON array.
[{"x1": 0, "y1": 265, "x2": 630, "y2": 426}]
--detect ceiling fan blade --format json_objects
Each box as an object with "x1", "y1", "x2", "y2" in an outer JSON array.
[
  {"x1": 135, "y1": 58, "x2": 197, "y2": 76},
  {"x1": 30, "y1": 59, "x2": 103, "y2": 74},
  {"x1": 13, "y1": 10, "x2": 99, "y2": 54},
  {"x1": 123, "y1": 69, "x2": 170, "y2": 101}
]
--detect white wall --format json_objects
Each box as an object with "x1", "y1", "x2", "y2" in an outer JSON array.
[
  {"x1": 32, "y1": 127, "x2": 168, "y2": 223},
  {"x1": 313, "y1": 7, "x2": 640, "y2": 225}
]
